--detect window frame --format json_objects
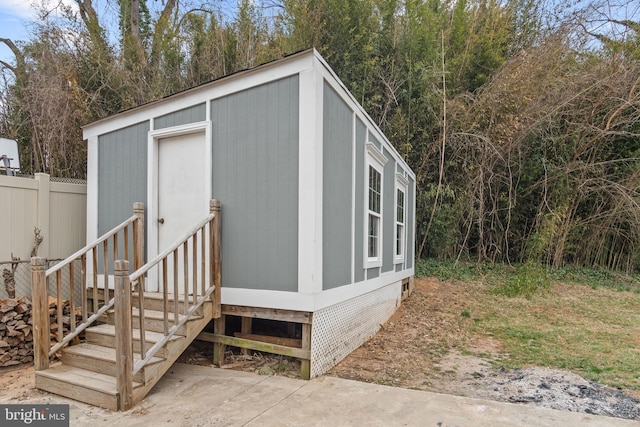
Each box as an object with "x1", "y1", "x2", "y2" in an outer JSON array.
[
  {"x1": 394, "y1": 172, "x2": 409, "y2": 264},
  {"x1": 364, "y1": 142, "x2": 388, "y2": 269}
]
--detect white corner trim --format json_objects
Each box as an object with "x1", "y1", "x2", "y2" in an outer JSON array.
[
  {"x1": 86, "y1": 136, "x2": 99, "y2": 244},
  {"x1": 298, "y1": 67, "x2": 322, "y2": 295},
  {"x1": 351, "y1": 112, "x2": 357, "y2": 285},
  {"x1": 85, "y1": 136, "x2": 99, "y2": 279}
]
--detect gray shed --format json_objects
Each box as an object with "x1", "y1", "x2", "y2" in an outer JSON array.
[{"x1": 82, "y1": 48, "x2": 416, "y2": 377}]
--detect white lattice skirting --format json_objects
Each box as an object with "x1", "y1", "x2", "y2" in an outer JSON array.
[{"x1": 310, "y1": 281, "x2": 402, "y2": 378}]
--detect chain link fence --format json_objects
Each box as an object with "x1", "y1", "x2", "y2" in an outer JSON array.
[{"x1": 0, "y1": 259, "x2": 83, "y2": 301}]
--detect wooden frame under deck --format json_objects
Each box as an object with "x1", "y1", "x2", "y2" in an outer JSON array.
[{"x1": 197, "y1": 304, "x2": 313, "y2": 379}]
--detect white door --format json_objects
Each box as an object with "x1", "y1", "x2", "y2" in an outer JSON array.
[{"x1": 157, "y1": 131, "x2": 207, "y2": 294}]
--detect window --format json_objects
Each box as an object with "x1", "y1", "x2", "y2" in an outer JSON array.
[
  {"x1": 365, "y1": 142, "x2": 388, "y2": 268},
  {"x1": 368, "y1": 166, "x2": 381, "y2": 258},
  {"x1": 395, "y1": 173, "x2": 409, "y2": 264},
  {"x1": 395, "y1": 189, "x2": 405, "y2": 258}
]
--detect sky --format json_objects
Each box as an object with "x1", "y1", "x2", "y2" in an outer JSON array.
[
  {"x1": 1, "y1": 1, "x2": 638, "y2": 66},
  {"x1": 0, "y1": 1, "x2": 33, "y2": 64},
  {"x1": 0, "y1": 0, "x2": 243, "y2": 66}
]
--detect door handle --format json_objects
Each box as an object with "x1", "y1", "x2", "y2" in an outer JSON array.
[{"x1": 158, "y1": 217, "x2": 165, "y2": 224}]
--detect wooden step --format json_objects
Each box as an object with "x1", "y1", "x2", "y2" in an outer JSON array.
[
  {"x1": 61, "y1": 343, "x2": 164, "y2": 382},
  {"x1": 107, "y1": 308, "x2": 204, "y2": 334},
  {"x1": 132, "y1": 292, "x2": 204, "y2": 315},
  {"x1": 85, "y1": 324, "x2": 185, "y2": 358},
  {"x1": 36, "y1": 300, "x2": 214, "y2": 411},
  {"x1": 35, "y1": 364, "x2": 143, "y2": 411}
]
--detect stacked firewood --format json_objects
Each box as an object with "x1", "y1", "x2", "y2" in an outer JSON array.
[
  {"x1": 47, "y1": 296, "x2": 85, "y2": 350},
  {"x1": 0, "y1": 297, "x2": 33, "y2": 367},
  {"x1": 0, "y1": 296, "x2": 83, "y2": 367}
]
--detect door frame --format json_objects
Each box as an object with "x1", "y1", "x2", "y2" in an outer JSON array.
[{"x1": 146, "y1": 120, "x2": 212, "y2": 291}]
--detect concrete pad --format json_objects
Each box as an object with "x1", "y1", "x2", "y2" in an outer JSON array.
[{"x1": 8, "y1": 364, "x2": 638, "y2": 426}]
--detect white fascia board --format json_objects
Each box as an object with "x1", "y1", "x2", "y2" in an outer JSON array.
[
  {"x1": 221, "y1": 268, "x2": 413, "y2": 312},
  {"x1": 312, "y1": 270, "x2": 412, "y2": 311},
  {"x1": 311, "y1": 51, "x2": 415, "y2": 180},
  {"x1": 83, "y1": 51, "x2": 316, "y2": 140},
  {"x1": 297, "y1": 63, "x2": 324, "y2": 295}
]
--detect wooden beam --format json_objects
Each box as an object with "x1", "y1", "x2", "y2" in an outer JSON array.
[
  {"x1": 222, "y1": 305, "x2": 312, "y2": 324},
  {"x1": 198, "y1": 332, "x2": 311, "y2": 360},
  {"x1": 234, "y1": 333, "x2": 302, "y2": 348},
  {"x1": 240, "y1": 317, "x2": 252, "y2": 355}
]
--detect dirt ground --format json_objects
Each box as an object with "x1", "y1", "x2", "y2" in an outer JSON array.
[
  {"x1": 326, "y1": 278, "x2": 640, "y2": 420},
  {"x1": 2, "y1": 277, "x2": 639, "y2": 420}
]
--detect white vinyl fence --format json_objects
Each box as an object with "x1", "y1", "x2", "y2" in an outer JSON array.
[{"x1": 0, "y1": 173, "x2": 86, "y2": 298}]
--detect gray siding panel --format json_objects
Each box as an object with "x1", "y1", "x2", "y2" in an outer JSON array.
[
  {"x1": 354, "y1": 118, "x2": 366, "y2": 283},
  {"x1": 322, "y1": 82, "x2": 353, "y2": 290},
  {"x1": 370, "y1": 134, "x2": 382, "y2": 151},
  {"x1": 367, "y1": 267, "x2": 379, "y2": 279},
  {"x1": 407, "y1": 177, "x2": 415, "y2": 269},
  {"x1": 98, "y1": 121, "x2": 149, "y2": 271},
  {"x1": 382, "y1": 148, "x2": 395, "y2": 273},
  {"x1": 154, "y1": 103, "x2": 206, "y2": 130},
  {"x1": 211, "y1": 75, "x2": 299, "y2": 292}
]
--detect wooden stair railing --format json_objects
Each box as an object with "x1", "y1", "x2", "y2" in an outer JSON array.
[
  {"x1": 121, "y1": 199, "x2": 221, "y2": 402},
  {"x1": 31, "y1": 202, "x2": 145, "y2": 371},
  {"x1": 31, "y1": 199, "x2": 222, "y2": 410}
]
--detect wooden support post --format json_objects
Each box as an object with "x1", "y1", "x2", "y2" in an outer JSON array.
[
  {"x1": 31, "y1": 257, "x2": 49, "y2": 371},
  {"x1": 241, "y1": 317, "x2": 252, "y2": 355},
  {"x1": 300, "y1": 323, "x2": 312, "y2": 380},
  {"x1": 213, "y1": 314, "x2": 226, "y2": 366},
  {"x1": 210, "y1": 199, "x2": 221, "y2": 319},
  {"x1": 114, "y1": 260, "x2": 133, "y2": 411}
]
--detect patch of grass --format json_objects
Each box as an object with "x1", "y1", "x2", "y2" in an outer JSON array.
[
  {"x1": 490, "y1": 262, "x2": 551, "y2": 299},
  {"x1": 415, "y1": 259, "x2": 640, "y2": 390},
  {"x1": 467, "y1": 282, "x2": 640, "y2": 391},
  {"x1": 549, "y1": 265, "x2": 640, "y2": 293}
]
